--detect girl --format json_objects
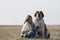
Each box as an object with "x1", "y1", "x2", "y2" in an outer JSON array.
[{"x1": 21, "y1": 15, "x2": 36, "y2": 38}]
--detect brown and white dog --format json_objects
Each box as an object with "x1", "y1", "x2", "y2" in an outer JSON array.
[{"x1": 34, "y1": 11, "x2": 50, "y2": 39}]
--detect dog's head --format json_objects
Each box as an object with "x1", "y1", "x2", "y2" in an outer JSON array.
[{"x1": 34, "y1": 11, "x2": 44, "y2": 19}]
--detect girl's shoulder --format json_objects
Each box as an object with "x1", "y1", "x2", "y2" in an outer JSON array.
[
  {"x1": 24, "y1": 22, "x2": 29, "y2": 25},
  {"x1": 23, "y1": 22, "x2": 30, "y2": 26}
]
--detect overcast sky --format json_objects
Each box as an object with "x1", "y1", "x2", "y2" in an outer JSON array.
[{"x1": 0, "y1": 0, "x2": 60, "y2": 25}]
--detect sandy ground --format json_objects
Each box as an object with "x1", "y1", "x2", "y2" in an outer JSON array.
[{"x1": 0, "y1": 25, "x2": 60, "y2": 40}]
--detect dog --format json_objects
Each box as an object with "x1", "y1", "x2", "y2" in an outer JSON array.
[{"x1": 34, "y1": 11, "x2": 50, "y2": 39}]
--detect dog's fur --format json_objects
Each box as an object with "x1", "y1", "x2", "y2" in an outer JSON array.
[{"x1": 34, "y1": 11, "x2": 50, "y2": 38}]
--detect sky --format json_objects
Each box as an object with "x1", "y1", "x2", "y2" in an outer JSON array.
[{"x1": 0, "y1": 0, "x2": 60, "y2": 25}]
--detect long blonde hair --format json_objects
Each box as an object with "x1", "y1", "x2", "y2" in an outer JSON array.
[{"x1": 24, "y1": 15, "x2": 32, "y2": 24}]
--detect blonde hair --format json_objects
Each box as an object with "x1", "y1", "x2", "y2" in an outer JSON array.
[{"x1": 24, "y1": 15, "x2": 32, "y2": 24}]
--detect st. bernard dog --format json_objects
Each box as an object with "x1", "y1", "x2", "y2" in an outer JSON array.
[{"x1": 34, "y1": 11, "x2": 50, "y2": 39}]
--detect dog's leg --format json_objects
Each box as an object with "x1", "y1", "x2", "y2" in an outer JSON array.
[
  {"x1": 44, "y1": 24, "x2": 50, "y2": 39},
  {"x1": 41, "y1": 25, "x2": 45, "y2": 38}
]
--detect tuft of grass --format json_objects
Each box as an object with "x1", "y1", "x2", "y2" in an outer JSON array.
[{"x1": 17, "y1": 38, "x2": 27, "y2": 40}]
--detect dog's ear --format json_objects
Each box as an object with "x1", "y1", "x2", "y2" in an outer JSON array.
[
  {"x1": 34, "y1": 11, "x2": 39, "y2": 17},
  {"x1": 40, "y1": 11, "x2": 44, "y2": 17},
  {"x1": 34, "y1": 13, "x2": 36, "y2": 17}
]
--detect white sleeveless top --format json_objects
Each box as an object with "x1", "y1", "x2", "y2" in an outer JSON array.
[{"x1": 21, "y1": 22, "x2": 33, "y2": 36}]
